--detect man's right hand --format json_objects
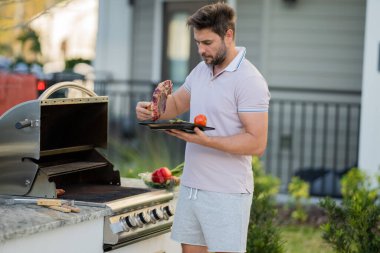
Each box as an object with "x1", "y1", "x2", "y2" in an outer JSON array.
[{"x1": 136, "y1": 101, "x2": 153, "y2": 121}]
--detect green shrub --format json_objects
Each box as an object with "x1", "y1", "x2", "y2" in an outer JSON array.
[
  {"x1": 17, "y1": 27, "x2": 41, "y2": 54},
  {"x1": 288, "y1": 176, "x2": 310, "y2": 223},
  {"x1": 319, "y1": 168, "x2": 380, "y2": 253},
  {"x1": 107, "y1": 130, "x2": 172, "y2": 178},
  {"x1": 65, "y1": 58, "x2": 92, "y2": 70},
  {"x1": 247, "y1": 157, "x2": 285, "y2": 253}
]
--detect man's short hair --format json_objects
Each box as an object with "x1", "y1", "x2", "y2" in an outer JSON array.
[{"x1": 187, "y1": 2, "x2": 236, "y2": 39}]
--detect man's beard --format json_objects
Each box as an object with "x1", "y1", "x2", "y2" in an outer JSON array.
[{"x1": 202, "y1": 42, "x2": 227, "y2": 66}]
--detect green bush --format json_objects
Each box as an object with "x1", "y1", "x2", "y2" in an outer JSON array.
[
  {"x1": 107, "y1": 130, "x2": 173, "y2": 178},
  {"x1": 319, "y1": 168, "x2": 380, "y2": 253},
  {"x1": 65, "y1": 58, "x2": 92, "y2": 70},
  {"x1": 288, "y1": 176, "x2": 310, "y2": 223},
  {"x1": 247, "y1": 157, "x2": 285, "y2": 253},
  {"x1": 17, "y1": 27, "x2": 41, "y2": 54}
]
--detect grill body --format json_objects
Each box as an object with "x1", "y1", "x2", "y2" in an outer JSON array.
[{"x1": 0, "y1": 82, "x2": 175, "y2": 249}]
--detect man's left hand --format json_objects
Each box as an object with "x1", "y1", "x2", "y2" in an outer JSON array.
[{"x1": 165, "y1": 127, "x2": 209, "y2": 146}]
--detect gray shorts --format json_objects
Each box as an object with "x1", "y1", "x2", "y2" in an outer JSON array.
[{"x1": 171, "y1": 185, "x2": 253, "y2": 252}]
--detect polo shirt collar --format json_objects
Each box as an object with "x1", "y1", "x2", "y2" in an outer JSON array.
[
  {"x1": 225, "y1": 47, "x2": 246, "y2": 72},
  {"x1": 207, "y1": 47, "x2": 246, "y2": 75}
]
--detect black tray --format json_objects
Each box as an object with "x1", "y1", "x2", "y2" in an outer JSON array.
[{"x1": 139, "y1": 121, "x2": 215, "y2": 133}]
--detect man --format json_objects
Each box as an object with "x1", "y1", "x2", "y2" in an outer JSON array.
[{"x1": 136, "y1": 3, "x2": 270, "y2": 253}]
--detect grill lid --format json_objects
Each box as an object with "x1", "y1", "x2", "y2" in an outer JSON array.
[{"x1": 0, "y1": 82, "x2": 109, "y2": 196}]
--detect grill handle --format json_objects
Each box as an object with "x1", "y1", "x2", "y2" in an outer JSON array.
[
  {"x1": 38, "y1": 81, "x2": 98, "y2": 100},
  {"x1": 15, "y1": 119, "x2": 32, "y2": 129}
]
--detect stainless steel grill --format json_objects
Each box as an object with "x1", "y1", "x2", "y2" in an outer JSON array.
[{"x1": 0, "y1": 82, "x2": 175, "y2": 251}]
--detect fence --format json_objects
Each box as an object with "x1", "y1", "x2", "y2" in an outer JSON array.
[
  {"x1": 95, "y1": 80, "x2": 361, "y2": 197},
  {"x1": 265, "y1": 89, "x2": 361, "y2": 197}
]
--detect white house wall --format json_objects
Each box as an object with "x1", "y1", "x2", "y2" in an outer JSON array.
[
  {"x1": 94, "y1": 0, "x2": 134, "y2": 121},
  {"x1": 130, "y1": 0, "x2": 155, "y2": 81},
  {"x1": 235, "y1": 0, "x2": 263, "y2": 68},
  {"x1": 236, "y1": 0, "x2": 365, "y2": 95},
  {"x1": 359, "y1": 0, "x2": 380, "y2": 181},
  {"x1": 269, "y1": 0, "x2": 365, "y2": 93},
  {"x1": 94, "y1": 0, "x2": 133, "y2": 81}
]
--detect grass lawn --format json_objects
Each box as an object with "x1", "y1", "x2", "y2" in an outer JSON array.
[{"x1": 281, "y1": 225, "x2": 334, "y2": 253}]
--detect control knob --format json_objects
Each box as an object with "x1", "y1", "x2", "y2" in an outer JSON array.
[
  {"x1": 162, "y1": 205, "x2": 174, "y2": 219},
  {"x1": 122, "y1": 215, "x2": 138, "y2": 230},
  {"x1": 150, "y1": 208, "x2": 164, "y2": 223},
  {"x1": 137, "y1": 211, "x2": 151, "y2": 225}
]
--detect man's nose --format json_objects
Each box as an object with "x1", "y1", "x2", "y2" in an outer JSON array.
[{"x1": 198, "y1": 44, "x2": 206, "y2": 55}]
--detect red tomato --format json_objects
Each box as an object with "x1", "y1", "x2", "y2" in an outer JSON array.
[
  {"x1": 194, "y1": 114, "x2": 207, "y2": 126},
  {"x1": 151, "y1": 167, "x2": 172, "y2": 184}
]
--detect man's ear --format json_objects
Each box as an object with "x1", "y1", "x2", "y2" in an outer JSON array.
[{"x1": 225, "y1": 29, "x2": 234, "y2": 43}]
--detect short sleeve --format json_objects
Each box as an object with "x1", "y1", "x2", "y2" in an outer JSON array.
[
  {"x1": 183, "y1": 75, "x2": 191, "y2": 94},
  {"x1": 236, "y1": 76, "x2": 271, "y2": 113}
]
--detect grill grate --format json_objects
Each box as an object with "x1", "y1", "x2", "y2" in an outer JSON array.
[
  {"x1": 59, "y1": 184, "x2": 153, "y2": 203},
  {"x1": 41, "y1": 162, "x2": 107, "y2": 176}
]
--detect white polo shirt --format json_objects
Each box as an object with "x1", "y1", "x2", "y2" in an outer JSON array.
[{"x1": 181, "y1": 47, "x2": 270, "y2": 193}]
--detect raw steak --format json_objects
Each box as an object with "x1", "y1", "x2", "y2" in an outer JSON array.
[{"x1": 151, "y1": 80, "x2": 173, "y2": 121}]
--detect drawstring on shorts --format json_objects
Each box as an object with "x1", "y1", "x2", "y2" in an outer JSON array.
[{"x1": 188, "y1": 188, "x2": 198, "y2": 200}]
